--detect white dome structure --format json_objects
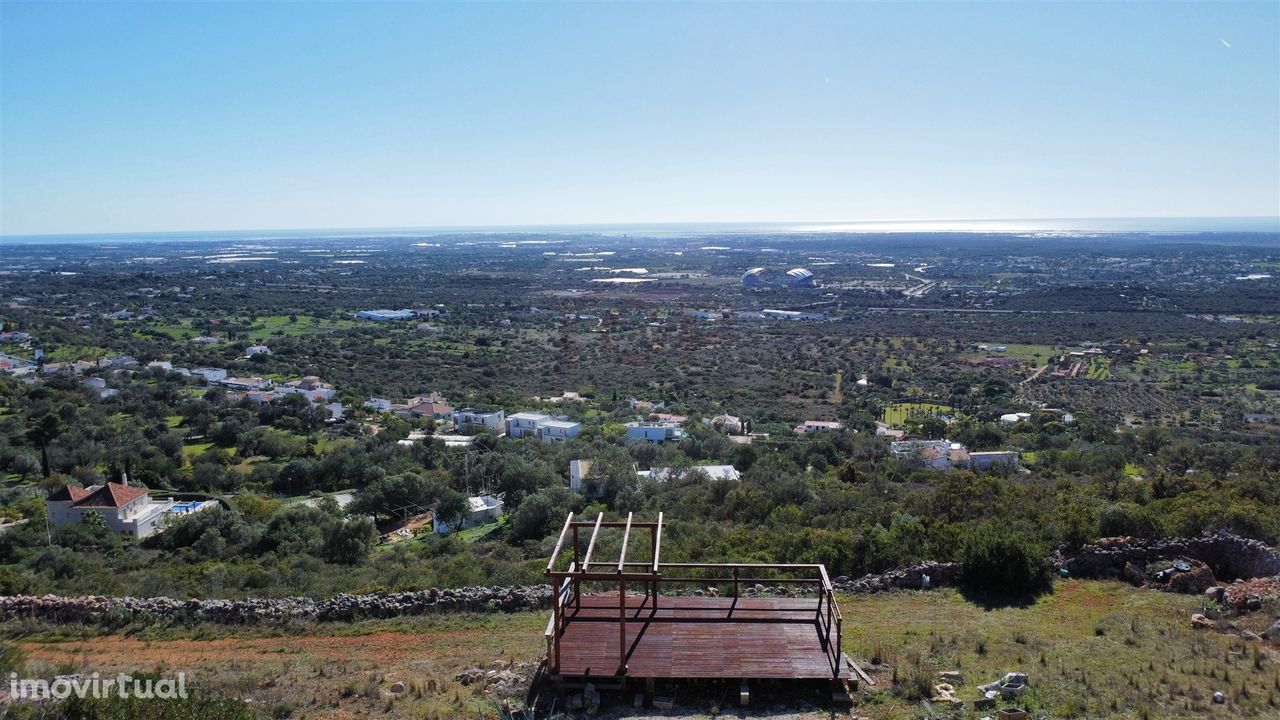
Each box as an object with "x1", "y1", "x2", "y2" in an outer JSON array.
[
  {"x1": 784, "y1": 268, "x2": 815, "y2": 287},
  {"x1": 741, "y1": 267, "x2": 769, "y2": 285}
]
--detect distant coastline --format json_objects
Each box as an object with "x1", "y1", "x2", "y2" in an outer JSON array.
[{"x1": 2, "y1": 216, "x2": 1278, "y2": 245}]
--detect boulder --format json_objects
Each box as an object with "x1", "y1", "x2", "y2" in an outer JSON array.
[
  {"x1": 1191, "y1": 613, "x2": 1217, "y2": 630},
  {"x1": 1123, "y1": 561, "x2": 1145, "y2": 586},
  {"x1": 1265, "y1": 619, "x2": 1280, "y2": 642},
  {"x1": 1167, "y1": 562, "x2": 1216, "y2": 594}
]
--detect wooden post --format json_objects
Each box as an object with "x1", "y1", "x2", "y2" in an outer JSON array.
[
  {"x1": 732, "y1": 566, "x2": 739, "y2": 599},
  {"x1": 618, "y1": 579, "x2": 627, "y2": 674},
  {"x1": 553, "y1": 581, "x2": 561, "y2": 671},
  {"x1": 572, "y1": 525, "x2": 580, "y2": 610}
]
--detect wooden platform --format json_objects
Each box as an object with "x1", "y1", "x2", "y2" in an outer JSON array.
[{"x1": 554, "y1": 594, "x2": 852, "y2": 680}]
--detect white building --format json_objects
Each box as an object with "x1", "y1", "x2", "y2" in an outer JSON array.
[
  {"x1": 969, "y1": 451, "x2": 1020, "y2": 471},
  {"x1": 539, "y1": 419, "x2": 581, "y2": 442},
  {"x1": 245, "y1": 344, "x2": 270, "y2": 356},
  {"x1": 569, "y1": 459, "x2": 596, "y2": 495},
  {"x1": 506, "y1": 412, "x2": 552, "y2": 438},
  {"x1": 452, "y1": 408, "x2": 505, "y2": 433},
  {"x1": 222, "y1": 376, "x2": 272, "y2": 391},
  {"x1": 364, "y1": 397, "x2": 393, "y2": 412},
  {"x1": 192, "y1": 367, "x2": 228, "y2": 383},
  {"x1": 625, "y1": 421, "x2": 686, "y2": 444},
  {"x1": 795, "y1": 420, "x2": 844, "y2": 434},
  {"x1": 434, "y1": 495, "x2": 504, "y2": 534},
  {"x1": 506, "y1": 412, "x2": 581, "y2": 442},
  {"x1": 45, "y1": 479, "x2": 213, "y2": 539}
]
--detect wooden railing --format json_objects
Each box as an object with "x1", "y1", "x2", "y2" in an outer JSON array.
[
  {"x1": 544, "y1": 513, "x2": 845, "y2": 678},
  {"x1": 546, "y1": 560, "x2": 844, "y2": 677}
]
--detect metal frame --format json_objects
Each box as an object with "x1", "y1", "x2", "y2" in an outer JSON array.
[{"x1": 544, "y1": 512, "x2": 844, "y2": 679}]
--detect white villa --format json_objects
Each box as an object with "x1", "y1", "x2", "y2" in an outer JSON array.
[
  {"x1": 45, "y1": 477, "x2": 214, "y2": 539},
  {"x1": 506, "y1": 412, "x2": 582, "y2": 442},
  {"x1": 795, "y1": 420, "x2": 844, "y2": 434},
  {"x1": 624, "y1": 421, "x2": 686, "y2": 444},
  {"x1": 452, "y1": 408, "x2": 506, "y2": 433}
]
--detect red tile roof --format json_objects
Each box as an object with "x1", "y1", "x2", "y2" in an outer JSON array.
[
  {"x1": 72, "y1": 482, "x2": 149, "y2": 508},
  {"x1": 47, "y1": 485, "x2": 93, "y2": 502}
]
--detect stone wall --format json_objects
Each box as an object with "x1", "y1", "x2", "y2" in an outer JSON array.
[
  {"x1": 0, "y1": 585, "x2": 552, "y2": 625},
  {"x1": 1058, "y1": 531, "x2": 1280, "y2": 581}
]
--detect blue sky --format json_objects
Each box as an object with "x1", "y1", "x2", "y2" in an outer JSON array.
[{"x1": 1, "y1": 1, "x2": 1277, "y2": 235}]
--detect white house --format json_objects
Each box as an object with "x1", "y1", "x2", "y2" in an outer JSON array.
[
  {"x1": 625, "y1": 421, "x2": 686, "y2": 444},
  {"x1": 364, "y1": 397, "x2": 393, "y2": 412},
  {"x1": 891, "y1": 439, "x2": 961, "y2": 471},
  {"x1": 968, "y1": 451, "x2": 1020, "y2": 471},
  {"x1": 278, "y1": 376, "x2": 337, "y2": 402},
  {"x1": 452, "y1": 408, "x2": 505, "y2": 433},
  {"x1": 795, "y1": 420, "x2": 844, "y2": 434},
  {"x1": 506, "y1": 412, "x2": 552, "y2": 438},
  {"x1": 539, "y1": 419, "x2": 581, "y2": 442},
  {"x1": 434, "y1": 495, "x2": 504, "y2": 534},
  {"x1": 45, "y1": 478, "x2": 213, "y2": 539},
  {"x1": 245, "y1": 344, "x2": 270, "y2": 356},
  {"x1": 506, "y1": 413, "x2": 581, "y2": 442},
  {"x1": 569, "y1": 459, "x2": 596, "y2": 495},
  {"x1": 222, "y1": 376, "x2": 272, "y2": 391}
]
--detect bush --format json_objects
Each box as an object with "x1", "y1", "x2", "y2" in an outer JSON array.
[{"x1": 958, "y1": 524, "x2": 1053, "y2": 596}]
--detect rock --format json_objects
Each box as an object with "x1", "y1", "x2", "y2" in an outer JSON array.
[
  {"x1": 1191, "y1": 613, "x2": 1217, "y2": 630},
  {"x1": 939, "y1": 670, "x2": 963, "y2": 682},
  {"x1": 1241, "y1": 630, "x2": 1262, "y2": 642},
  {"x1": 1205, "y1": 586, "x2": 1225, "y2": 602},
  {"x1": 1264, "y1": 619, "x2": 1280, "y2": 641},
  {"x1": 389, "y1": 681, "x2": 405, "y2": 694},
  {"x1": 1123, "y1": 561, "x2": 1145, "y2": 586},
  {"x1": 1167, "y1": 561, "x2": 1216, "y2": 594},
  {"x1": 1213, "y1": 691, "x2": 1225, "y2": 704}
]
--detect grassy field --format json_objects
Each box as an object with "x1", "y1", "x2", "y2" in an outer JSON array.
[
  {"x1": 969, "y1": 343, "x2": 1059, "y2": 362},
  {"x1": 10, "y1": 580, "x2": 1275, "y2": 719},
  {"x1": 882, "y1": 402, "x2": 953, "y2": 427}
]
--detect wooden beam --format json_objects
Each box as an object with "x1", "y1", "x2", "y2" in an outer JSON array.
[
  {"x1": 652, "y1": 511, "x2": 664, "y2": 572},
  {"x1": 545, "y1": 511, "x2": 575, "y2": 572},
  {"x1": 582, "y1": 512, "x2": 605, "y2": 569},
  {"x1": 617, "y1": 512, "x2": 634, "y2": 572}
]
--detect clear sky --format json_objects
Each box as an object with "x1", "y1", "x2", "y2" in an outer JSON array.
[{"x1": 1, "y1": 1, "x2": 1278, "y2": 236}]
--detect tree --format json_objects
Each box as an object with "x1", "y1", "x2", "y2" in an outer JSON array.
[
  {"x1": 26, "y1": 413, "x2": 67, "y2": 478},
  {"x1": 323, "y1": 517, "x2": 378, "y2": 564},
  {"x1": 434, "y1": 487, "x2": 468, "y2": 532}
]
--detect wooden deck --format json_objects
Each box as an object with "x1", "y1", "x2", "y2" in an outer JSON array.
[{"x1": 554, "y1": 594, "x2": 852, "y2": 680}]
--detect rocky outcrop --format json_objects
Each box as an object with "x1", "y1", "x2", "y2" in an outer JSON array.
[
  {"x1": 0, "y1": 585, "x2": 552, "y2": 626},
  {"x1": 1059, "y1": 532, "x2": 1280, "y2": 581},
  {"x1": 833, "y1": 561, "x2": 962, "y2": 594}
]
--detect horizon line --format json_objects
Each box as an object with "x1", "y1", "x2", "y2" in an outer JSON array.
[{"x1": 2, "y1": 215, "x2": 1279, "y2": 241}]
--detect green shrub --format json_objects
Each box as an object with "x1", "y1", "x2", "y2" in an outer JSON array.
[{"x1": 958, "y1": 524, "x2": 1053, "y2": 596}]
